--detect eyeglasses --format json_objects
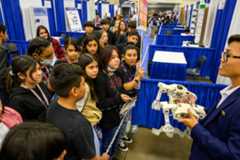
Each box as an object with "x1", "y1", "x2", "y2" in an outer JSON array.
[{"x1": 222, "y1": 51, "x2": 240, "y2": 62}]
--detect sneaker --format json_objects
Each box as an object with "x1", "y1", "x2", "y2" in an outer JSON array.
[
  {"x1": 118, "y1": 141, "x2": 128, "y2": 152},
  {"x1": 122, "y1": 135, "x2": 133, "y2": 144}
]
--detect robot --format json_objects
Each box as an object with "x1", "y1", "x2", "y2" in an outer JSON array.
[{"x1": 151, "y1": 82, "x2": 206, "y2": 138}]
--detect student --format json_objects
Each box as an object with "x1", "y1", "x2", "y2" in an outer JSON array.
[
  {"x1": 9, "y1": 56, "x2": 51, "y2": 121},
  {"x1": 36, "y1": 25, "x2": 65, "y2": 60},
  {"x1": 96, "y1": 30, "x2": 109, "y2": 49},
  {"x1": 0, "y1": 24, "x2": 9, "y2": 105},
  {"x1": 121, "y1": 44, "x2": 144, "y2": 97},
  {"x1": 100, "y1": 19, "x2": 115, "y2": 44},
  {"x1": 82, "y1": 35, "x2": 100, "y2": 64},
  {"x1": 114, "y1": 20, "x2": 128, "y2": 54},
  {"x1": 95, "y1": 45, "x2": 132, "y2": 153},
  {"x1": 0, "y1": 122, "x2": 66, "y2": 160},
  {"x1": 77, "y1": 21, "x2": 95, "y2": 47},
  {"x1": 63, "y1": 37, "x2": 80, "y2": 64},
  {"x1": 127, "y1": 31, "x2": 140, "y2": 49},
  {"x1": 77, "y1": 54, "x2": 102, "y2": 126},
  {"x1": 28, "y1": 37, "x2": 56, "y2": 81},
  {"x1": 119, "y1": 44, "x2": 144, "y2": 144},
  {"x1": 47, "y1": 63, "x2": 109, "y2": 160},
  {"x1": 0, "y1": 98, "x2": 22, "y2": 147}
]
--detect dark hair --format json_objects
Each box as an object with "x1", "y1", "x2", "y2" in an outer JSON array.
[
  {"x1": 11, "y1": 55, "x2": 38, "y2": 87},
  {"x1": 117, "y1": 20, "x2": 127, "y2": 33},
  {"x1": 78, "y1": 54, "x2": 98, "y2": 100},
  {"x1": 50, "y1": 63, "x2": 83, "y2": 97},
  {"x1": 28, "y1": 37, "x2": 51, "y2": 56},
  {"x1": 228, "y1": 34, "x2": 240, "y2": 45},
  {"x1": 64, "y1": 36, "x2": 79, "y2": 51},
  {"x1": 101, "y1": 18, "x2": 110, "y2": 25},
  {"x1": 0, "y1": 24, "x2": 6, "y2": 33},
  {"x1": 0, "y1": 122, "x2": 66, "y2": 160},
  {"x1": 124, "y1": 44, "x2": 139, "y2": 56},
  {"x1": 84, "y1": 21, "x2": 94, "y2": 28},
  {"x1": 99, "y1": 45, "x2": 120, "y2": 70},
  {"x1": 82, "y1": 35, "x2": 99, "y2": 54},
  {"x1": 127, "y1": 31, "x2": 139, "y2": 37},
  {"x1": 36, "y1": 25, "x2": 50, "y2": 39},
  {"x1": 128, "y1": 21, "x2": 136, "y2": 29}
]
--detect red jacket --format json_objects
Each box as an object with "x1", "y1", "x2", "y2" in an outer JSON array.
[{"x1": 51, "y1": 38, "x2": 65, "y2": 60}]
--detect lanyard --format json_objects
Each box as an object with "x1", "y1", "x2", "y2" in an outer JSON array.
[{"x1": 29, "y1": 84, "x2": 49, "y2": 109}]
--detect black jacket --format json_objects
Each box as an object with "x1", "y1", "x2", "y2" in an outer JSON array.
[{"x1": 9, "y1": 83, "x2": 51, "y2": 121}]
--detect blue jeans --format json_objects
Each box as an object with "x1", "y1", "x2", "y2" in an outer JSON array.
[{"x1": 101, "y1": 126, "x2": 118, "y2": 156}]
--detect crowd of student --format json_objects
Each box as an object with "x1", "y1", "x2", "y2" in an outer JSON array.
[{"x1": 0, "y1": 15, "x2": 144, "y2": 160}]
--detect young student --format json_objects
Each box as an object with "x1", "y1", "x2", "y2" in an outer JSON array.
[
  {"x1": 77, "y1": 21, "x2": 95, "y2": 47},
  {"x1": 96, "y1": 30, "x2": 109, "y2": 50},
  {"x1": 9, "y1": 56, "x2": 51, "y2": 121},
  {"x1": 127, "y1": 31, "x2": 140, "y2": 49},
  {"x1": 0, "y1": 98, "x2": 22, "y2": 147},
  {"x1": 77, "y1": 54, "x2": 102, "y2": 126},
  {"x1": 95, "y1": 45, "x2": 132, "y2": 153},
  {"x1": 0, "y1": 122, "x2": 66, "y2": 160},
  {"x1": 60, "y1": 37, "x2": 80, "y2": 64},
  {"x1": 0, "y1": 24, "x2": 9, "y2": 105},
  {"x1": 100, "y1": 19, "x2": 115, "y2": 45},
  {"x1": 82, "y1": 35, "x2": 99, "y2": 56},
  {"x1": 47, "y1": 63, "x2": 109, "y2": 160},
  {"x1": 121, "y1": 44, "x2": 144, "y2": 96},
  {"x1": 114, "y1": 20, "x2": 128, "y2": 54},
  {"x1": 36, "y1": 25, "x2": 65, "y2": 60},
  {"x1": 119, "y1": 44, "x2": 144, "y2": 144},
  {"x1": 28, "y1": 37, "x2": 56, "y2": 82}
]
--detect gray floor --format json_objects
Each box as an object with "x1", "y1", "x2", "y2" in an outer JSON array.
[{"x1": 117, "y1": 128, "x2": 192, "y2": 160}]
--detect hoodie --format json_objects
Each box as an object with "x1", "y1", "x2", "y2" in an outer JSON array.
[{"x1": 9, "y1": 83, "x2": 51, "y2": 121}]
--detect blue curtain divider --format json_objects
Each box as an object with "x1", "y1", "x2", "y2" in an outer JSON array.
[
  {"x1": 156, "y1": 35, "x2": 195, "y2": 46},
  {"x1": 210, "y1": 0, "x2": 237, "y2": 82},
  {"x1": 109, "y1": 4, "x2": 114, "y2": 17},
  {"x1": 52, "y1": 0, "x2": 66, "y2": 32},
  {"x1": 148, "y1": 45, "x2": 217, "y2": 82},
  {"x1": 7, "y1": 40, "x2": 29, "y2": 55},
  {"x1": 47, "y1": 8, "x2": 59, "y2": 36},
  {"x1": 131, "y1": 78, "x2": 226, "y2": 128},
  {"x1": 1, "y1": 0, "x2": 25, "y2": 40},
  {"x1": 81, "y1": 0, "x2": 88, "y2": 24}
]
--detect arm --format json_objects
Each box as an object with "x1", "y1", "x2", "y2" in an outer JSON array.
[{"x1": 180, "y1": 109, "x2": 240, "y2": 160}]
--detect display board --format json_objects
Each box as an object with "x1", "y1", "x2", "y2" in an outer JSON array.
[
  {"x1": 194, "y1": 5, "x2": 208, "y2": 45},
  {"x1": 65, "y1": 8, "x2": 82, "y2": 32},
  {"x1": 101, "y1": 3, "x2": 110, "y2": 18}
]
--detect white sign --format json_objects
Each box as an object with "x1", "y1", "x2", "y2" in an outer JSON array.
[
  {"x1": 64, "y1": 0, "x2": 75, "y2": 8},
  {"x1": 65, "y1": 8, "x2": 82, "y2": 32},
  {"x1": 101, "y1": 3, "x2": 110, "y2": 18},
  {"x1": 153, "y1": 51, "x2": 187, "y2": 64},
  {"x1": 44, "y1": 0, "x2": 52, "y2": 8},
  {"x1": 218, "y1": 0, "x2": 226, "y2": 10}
]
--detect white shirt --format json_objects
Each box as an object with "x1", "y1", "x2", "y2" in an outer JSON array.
[{"x1": 216, "y1": 85, "x2": 240, "y2": 108}]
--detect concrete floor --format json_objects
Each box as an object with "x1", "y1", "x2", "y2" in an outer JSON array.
[{"x1": 117, "y1": 128, "x2": 192, "y2": 160}]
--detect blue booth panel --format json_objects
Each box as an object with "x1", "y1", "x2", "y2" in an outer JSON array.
[
  {"x1": 8, "y1": 40, "x2": 29, "y2": 55},
  {"x1": 131, "y1": 79, "x2": 226, "y2": 129},
  {"x1": 148, "y1": 45, "x2": 218, "y2": 82},
  {"x1": 156, "y1": 35, "x2": 195, "y2": 46},
  {"x1": 149, "y1": 62, "x2": 187, "y2": 80}
]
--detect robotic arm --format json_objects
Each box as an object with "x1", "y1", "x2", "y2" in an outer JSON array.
[{"x1": 151, "y1": 82, "x2": 206, "y2": 137}]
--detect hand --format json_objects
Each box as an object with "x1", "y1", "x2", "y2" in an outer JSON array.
[
  {"x1": 179, "y1": 109, "x2": 198, "y2": 129},
  {"x1": 120, "y1": 94, "x2": 132, "y2": 103},
  {"x1": 101, "y1": 153, "x2": 110, "y2": 160},
  {"x1": 135, "y1": 63, "x2": 144, "y2": 80}
]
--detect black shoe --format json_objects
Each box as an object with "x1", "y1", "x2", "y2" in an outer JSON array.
[
  {"x1": 118, "y1": 141, "x2": 128, "y2": 152},
  {"x1": 122, "y1": 136, "x2": 133, "y2": 144}
]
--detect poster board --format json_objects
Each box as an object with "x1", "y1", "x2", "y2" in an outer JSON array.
[{"x1": 65, "y1": 8, "x2": 82, "y2": 32}]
